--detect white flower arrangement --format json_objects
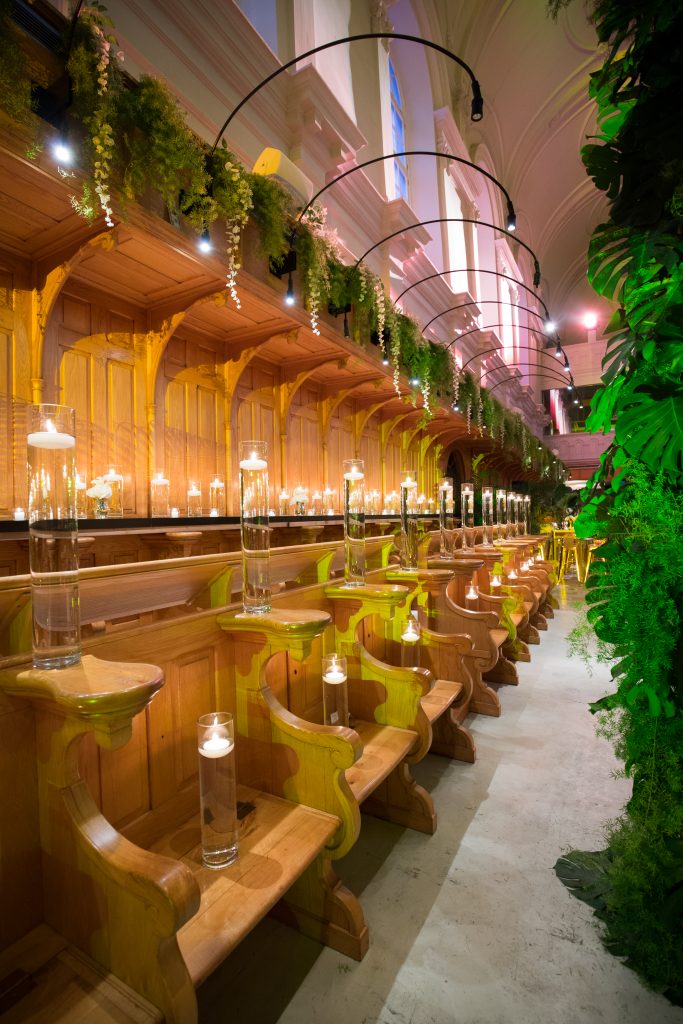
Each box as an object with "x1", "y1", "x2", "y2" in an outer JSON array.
[{"x1": 86, "y1": 478, "x2": 113, "y2": 500}]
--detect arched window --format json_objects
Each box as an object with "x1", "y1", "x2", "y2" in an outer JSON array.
[{"x1": 389, "y1": 59, "x2": 409, "y2": 201}]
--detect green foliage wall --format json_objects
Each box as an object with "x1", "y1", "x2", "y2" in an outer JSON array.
[{"x1": 554, "y1": 0, "x2": 683, "y2": 1002}]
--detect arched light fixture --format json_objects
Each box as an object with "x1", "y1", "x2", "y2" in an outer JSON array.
[
  {"x1": 451, "y1": 328, "x2": 558, "y2": 361},
  {"x1": 297, "y1": 151, "x2": 515, "y2": 231},
  {"x1": 355, "y1": 219, "x2": 542, "y2": 286},
  {"x1": 395, "y1": 268, "x2": 550, "y2": 318},
  {"x1": 211, "y1": 33, "x2": 483, "y2": 154},
  {"x1": 487, "y1": 370, "x2": 575, "y2": 394},
  {"x1": 419, "y1": 298, "x2": 555, "y2": 334}
]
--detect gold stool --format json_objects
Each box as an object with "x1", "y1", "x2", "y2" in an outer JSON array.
[{"x1": 558, "y1": 534, "x2": 578, "y2": 582}]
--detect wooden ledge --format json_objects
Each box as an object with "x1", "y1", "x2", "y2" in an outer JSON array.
[
  {"x1": 0, "y1": 654, "x2": 163, "y2": 721},
  {"x1": 324, "y1": 582, "x2": 409, "y2": 608},
  {"x1": 218, "y1": 607, "x2": 331, "y2": 641},
  {"x1": 385, "y1": 568, "x2": 452, "y2": 582}
]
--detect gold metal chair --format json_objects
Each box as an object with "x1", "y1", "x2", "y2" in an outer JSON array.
[{"x1": 557, "y1": 533, "x2": 578, "y2": 582}]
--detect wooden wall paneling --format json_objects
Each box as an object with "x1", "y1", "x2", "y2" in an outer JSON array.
[
  {"x1": 99, "y1": 709, "x2": 150, "y2": 830},
  {"x1": 107, "y1": 358, "x2": 136, "y2": 512},
  {"x1": 164, "y1": 374, "x2": 186, "y2": 510},
  {"x1": 0, "y1": 325, "x2": 14, "y2": 515},
  {"x1": 0, "y1": 693, "x2": 43, "y2": 951},
  {"x1": 235, "y1": 362, "x2": 278, "y2": 513}
]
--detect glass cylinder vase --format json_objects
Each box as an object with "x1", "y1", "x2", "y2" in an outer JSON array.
[
  {"x1": 102, "y1": 465, "x2": 123, "y2": 517},
  {"x1": 481, "y1": 486, "x2": 494, "y2": 546},
  {"x1": 400, "y1": 470, "x2": 419, "y2": 570},
  {"x1": 322, "y1": 653, "x2": 348, "y2": 727},
  {"x1": 209, "y1": 476, "x2": 225, "y2": 517},
  {"x1": 150, "y1": 472, "x2": 170, "y2": 518},
  {"x1": 187, "y1": 482, "x2": 202, "y2": 517},
  {"x1": 523, "y1": 495, "x2": 531, "y2": 535},
  {"x1": 197, "y1": 712, "x2": 238, "y2": 869},
  {"x1": 400, "y1": 616, "x2": 421, "y2": 668},
  {"x1": 508, "y1": 491, "x2": 518, "y2": 536},
  {"x1": 438, "y1": 479, "x2": 453, "y2": 558},
  {"x1": 495, "y1": 488, "x2": 507, "y2": 540},
  {"x1": 27, "y1": 404, "x2": 80, "y2": 669},
  {"x1": 239, "y1": 441, "x2": 271, "y2": 614},
  {"x1": 460, "y1": 482, "x2": 474, "y2": 550},
  {"x1": 343, "y1": 459, "x2": 365, "y2": 586}
]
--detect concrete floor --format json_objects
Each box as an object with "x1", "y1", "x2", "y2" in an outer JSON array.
[{"x1": 198, "y1": 582, "x2": 683, "y2": 1024}]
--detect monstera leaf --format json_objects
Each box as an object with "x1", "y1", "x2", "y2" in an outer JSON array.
[
  {"x1": 616, "y1": 386, "x2": 683, "y2": 479},
  {"x1": 555, "y1": 849, "x2": 612, "y2": 913}
]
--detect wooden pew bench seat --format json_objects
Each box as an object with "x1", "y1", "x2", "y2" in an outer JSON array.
[
  {"x1": 139, "y1": 785, "x2": 339, "y2": 988},
  {"x1": 345, "y1": 722, "x2": 417, "y2": 804},
  {"x1": 420, "y1": 679, "x2": 463, "y2": 724}
]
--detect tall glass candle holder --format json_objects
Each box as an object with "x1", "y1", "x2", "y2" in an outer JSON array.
[
  {"x1": 343, "y1": 458, "x2": 365, "y2": 586},
  {"x1": 523, "y1": 495, "x2": 531, "y2": 535},
  {"x1": 460, "y1": 482, "x2": 474, "y2": 550},
  {"x1": 240, "y1": 441, "x2": 271, "y2": 614},
  {"x1": 322, "y1": 653, "x2": 348, "y2": 727},
  {"x1": 400, "y1": 470, "x2": 419, "y2": 569},
  {"x1": 495, "y1": 488, "x2": 507, "y2": 540},
  {"x1": 102, "y1": 465, "x2": 123, "y2": 517},
  {"x1": 438, "y1": 479, "x2": 452, "y2": 558},
  {"x1": 292, "y1": 485, "x2": 307, "y2": 515},
  {"x1": 400, "y1": 615, "x2": 421, "y2": 668},
  {"x1": 197, "y1": 712, "x2": 238, "y2": 869},
  {"x1": 323, "y1": 487, "x2": 335, "y2": 515},
  {"x1": 278, "y1": 489, "x2": 290, "y2": 516},
  {"x1": 150, "y1": 471, "x2": 170, "y2": 518},
  {"x1": 311, "y1": 490, "x2": 323, "y2": 515},
  {"x1": 510, "y1": 491, "x2": 520, "y2": 536},
  {"x1": 481, "y1": 486, "x2": 494, "y2": 546},
  {"x1": 209, "y1": 476, "x2": 225, "y2": 517},
  {"x1": 27, "y1": 404, "x2": 81, "y2": 669},
  {"x1": 505, "y1": 490, "x2": 515, "y2": 537},
  {"x1": 187, "y1": 482, "x2": 202, "y2": 517}
]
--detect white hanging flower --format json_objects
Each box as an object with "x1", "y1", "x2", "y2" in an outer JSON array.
[{"x1": 86, "y1": 478, "x2": 113, "y2": 500}]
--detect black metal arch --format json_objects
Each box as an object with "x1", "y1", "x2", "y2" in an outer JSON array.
[
  {"x1": 212, "y1": 33, "x2": 483, "y2": 153},
  {"x1": 422, "y1": 298, "x2": 552, "y2": 333},
  {"x1": 395, "y1": 267, "x2": 549, "y2": 316},
  {"x1": 449, "y1": 327, "x2": 566, "y2": 366},
  {"x1": 297, "y1": 151, "x2": 514, "y2": 228},
  {"x1": 355, "y1": 219, "x2": 541, "y2": 285}
]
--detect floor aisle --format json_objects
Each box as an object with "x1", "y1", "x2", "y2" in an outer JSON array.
[{"x1": 198, "y1": 582, "x2": 683, "y2": 1024}]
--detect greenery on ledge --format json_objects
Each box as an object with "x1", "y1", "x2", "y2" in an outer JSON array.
[
  {"x1": 552, "y1": 0, "x2": 683, "y2": 1003},
  {"x1": 0, "y1": 0, "x2": 565, "y2": 479}
]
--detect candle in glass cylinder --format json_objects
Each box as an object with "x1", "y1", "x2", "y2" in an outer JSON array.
[
  {"x1": 239, "y1": 441, "x2": 271, "y2": 614},
  {"x1": 460, "y1": 482, "x2": 474, "y2": 550},
  {"x1": 209, "y1": 476, "x2": 225, "y2": 517},
  {"x1": 322, "y1": 653, "x2": 348, "y2": 727},
  {"x1": 278, "y1": 489, "x2": 290, "y2": 516},
  {"x1": 27, "y1": 405, "x2": 80, "y2": 669},
  {"x1": 400, "y1": 616, "x2": 421, "y2": 668},
  {"x1": 13, "y1": 507, "x2": 26, "y2": 521},
  {"x1": 323, "y1": 487, "x2": 335, "y2": 515},
  {"x1": 187, "y1": 482, "x2": 202, "y2": 517},
  {"x1": 292, "y1": 485, "x2": 307, "y2": 516},
  {"x1": 343, "y1": 459, "x2": 365, "y2": 586},
  {"x1": 197, "y1": 712, "x2": 238, "y2": 868},
  {"x1": 438, "y1": 479, "x2": 452, "y2": 558},
  {"x1": 465, "y1": 583, "x2": 479, "y2": 608},
  {"x1": 400, "y1": 472, "x2": 419, "y2": 569},
  {"x1": 102, "y1": 466, "x2": 123, "y2": 517},
  {"x1": 150, "y1": 472, "x2": 170, "y2": 518},
  {"x1": 481, "y1": 486, "x2": 494, "y2": 546}
]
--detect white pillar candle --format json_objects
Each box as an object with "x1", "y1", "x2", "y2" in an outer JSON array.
[
  {"x1": 401, "y1": 620, "x2": 420, "y2": 643},
  {"x1": 343, "y1": 469, "x2": 364, "y2": 482},
  {"x1": 13, "y1": 507, "x2": 26, "y2": 520}
]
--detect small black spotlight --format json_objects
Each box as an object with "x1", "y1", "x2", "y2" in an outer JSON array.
[
  {"x1": 198, "y1": 229, "x2": 212, "y2": 254},
  {"x1": 285, "y1": 271, "x2": 295, "y2": 306},
  {"x1": 506, "y1": 201, "x2": 516, "y2": 232},
  {"x1": 555, "y1": 340, "x2": 563, "y2": 358},
  {"x1": 471, "y1": 81, "x2": 484, "y2": 121}
]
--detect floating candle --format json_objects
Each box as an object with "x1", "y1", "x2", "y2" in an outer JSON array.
[
  {"x1": 199, "y1": 732, "x2": 234, "y2": 758},
  {"x1": 344, "y1": 469, "x2": 364, "y2": 482},
  {"x1": 13, "y1": 507, "x2": 25, "y2": 520},
  {"x1": 240, "y1": 451, "x2": 267, "y2": 470},
  {"x1": 27, "y1": 418, "x2": 75, "y2": 450}
]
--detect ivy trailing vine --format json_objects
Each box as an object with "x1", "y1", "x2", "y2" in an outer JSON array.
[{"x1": 550, "y1": 0, "x2": 683, "y2": 1003}]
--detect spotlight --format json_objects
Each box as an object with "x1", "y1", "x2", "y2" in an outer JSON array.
[
  {"x1": 506, "y1": 202, "x2": 516, "y2": 232},
  {"x1": 563, "y1": 356, "x2": 571, "y2": 373},
  {"x1": 285, "y1": 271, "x2": 295, "y2": 306},
  {"x1": 582, "y1": 311, "x2": 598, "y2": 330},
  {"x1": 410, "y1": 376, "x2": 420, "y2": 387},
  {"x1": 52, "y1": 139, "x2": 74, "y2": 166},
  {"x1": 544, "y1": 319, "x2": 556, "y2": 334},
  {"x1": 574, "y1": 398, "x2": 580, "y2": 405},
  {"x1": 471, "y1": 81, "x2": 484, "y2": 122},
  {"x1": 198, "y1": 229, "x2": 212, "y2": 254},
  {"x1": 382, "y1": 357, "x2": 390, "y2": 366},
  {"x1": 453, "y1": 402, "x2": 460, "y2": 412},
  {"x1": 567, "y1": 382, "x2": 573, "y2": 391},
  {"x1": 533, "y1": 262, "x2": 541, "y2": 287},
  {"x1": 555, "y1": 340, "x2": 563, "y2": 358}
]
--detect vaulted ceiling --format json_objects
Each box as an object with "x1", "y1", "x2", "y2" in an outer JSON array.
[{"x1": 435, "y1": 0, "x2": 613, "y2": 349}]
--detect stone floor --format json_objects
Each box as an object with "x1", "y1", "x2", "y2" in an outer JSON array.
[{"x1": 198, "y1": 581, "x2": 683, "y2": 1024}]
